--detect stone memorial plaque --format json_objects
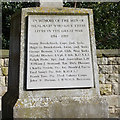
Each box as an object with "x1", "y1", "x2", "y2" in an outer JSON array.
[{"x1": 27, "y1": 15, "x2": 94, "y2": 89}]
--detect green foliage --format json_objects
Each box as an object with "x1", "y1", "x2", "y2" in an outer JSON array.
[
  {"x1": 2, "y1": 2, "x2": 119, "y2": 49},
  {"x1": 2, "y1": 2, "x2": 40, "y2": 49},
  {"x1": 64, "y1": 2, "x2": 119, "y2": 49}
]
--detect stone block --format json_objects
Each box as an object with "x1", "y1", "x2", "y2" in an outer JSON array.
[
  {"x1": 0, "y1": 68, "x2": 3, "y2": 76},
  {"x1": 103, "y1": 95, "x2": 120, "y2": 107},
  {"x1": 116, "y1": 57, "x2": 120, "y2": 64},
  {"x1": 97, "y1": 49, "x2": 120, "y2": 57},
  {"x1": 100, "y1": 84, "x2": 112, "y2": 95},
  {"x1": 99, "y1": 74, "x2": 105, "y2": 84},
  {"x1": 108, "y1": 57, "x2": 118, "y2": 65},
  {"x1": 118, "y1": 65, "x2": 120, "y2": 74},
  {"x1": 0, "y1": 86, "x2": 7, "y2": 96},
  {"x1": 115, "y1": 107, "x2": 120, "y2": 117},
  {"x1": 4, "y1": 58, "x2": 9, "y2": 67},
  {"x1": 105, "y1": 74, "x2": 119, "y2": 83},
  {"x1": 14, "y1": 97, "x2": 108, "y2": 118},
  {"x1": 1, "y1": 67, "x2": 8, "y2": 76},
  {"x1": 109, "y1": 106, "x2": 115, "y2": 114},
  {"x1": 112, "y1": 65, "x2": 119, "y2": 74},
  {"x1": 98, "y1": 65, "x2": 112, "y2": 74},
  {"x1": 0, "y1": 59, "x2": 4, "y2": 67},
  {"x1": 97, "y1": 57, "x2": 108, "y2": 65},
  {"x1": 0, "y1": 76, "x2": 6, "y2": 87},
  {"x1": 112, "y1": 83, "x2": 120, "y2": 95}
]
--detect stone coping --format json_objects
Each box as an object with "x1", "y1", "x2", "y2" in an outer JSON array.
[
  {"x1": 0, "y1": 49, "x2": 120, "y2": 58},
  {"x1": 97, "y1": 49, "x2": 120, "y2": 57},
  {"x1": 0, "y1": 50, "x2": 9, "y2": 58}
]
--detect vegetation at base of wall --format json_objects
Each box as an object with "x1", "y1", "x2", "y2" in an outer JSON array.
[{"x1": 2, "y1": 2, "x2": 119, "y2": 49}]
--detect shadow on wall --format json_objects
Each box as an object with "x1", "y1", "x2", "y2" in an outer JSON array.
[
  {"x1": 2, "y1": 12, "x2": 21, "y2": 119},
  {"x1": 2, "y1": 91, "x2": 18, "y2": 119}
]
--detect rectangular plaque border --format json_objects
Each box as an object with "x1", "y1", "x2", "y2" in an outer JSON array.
[{"x1": 25, "y1": 14, "x2": 95, "y2": 90}]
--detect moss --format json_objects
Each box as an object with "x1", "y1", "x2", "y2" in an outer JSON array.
[{"x1": 1, "y1": 67, "x2": 8, "y2": 76}]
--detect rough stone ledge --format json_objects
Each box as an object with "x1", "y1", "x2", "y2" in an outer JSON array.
[
  {"x1": 14, "y1": 97, "x2": 108, "y2": 118},
  {"x1": 97, "y1": 49, "x2": 120, "y2": 58},
  {"x1": 0, "y1": 50, "x2": 9, "y2": 58}
]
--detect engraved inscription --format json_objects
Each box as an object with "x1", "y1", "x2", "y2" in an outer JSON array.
[{"x1": 27, "y1": 15, "x2": 94, "y2": 89}]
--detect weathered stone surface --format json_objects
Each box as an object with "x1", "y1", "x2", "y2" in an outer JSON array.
[
  {"x1": 0, "y1": 50, "x2": 9, "y2": 58},
  {"x1": 40, "y1": 0, "x2": 63, "y2": 7},
  {"x1": 0, "y1": 87, "x2": 7, "y2": 96},
  {"x1": 97, "y1": 57, "x2": 108, "y2": 65},
  {"x1": 100, "y1": 84, "x2": 112, "y2": 95},
  {"x1": 99, "y1": 74, "x2": 105, "y2": 84},
  {"x1": 0, "y1": 68, "x2": 3, "y2": 76},
  {"x1": 4, "y1": 58, "x2": 9, "y2": 67},
  {"x1": 105, "y1": 74, "x2": 112, "y2": 83},
  {"x1": 0, "y1": 59, "x2": 4, "y2": 67},
  {"x1": 113, "y1": 83, "x2": 120, "y2": 95},
  {"x1": 98, "y1": 65, "x2": 112, "y2": 74},
  {"x1": 112, "y1": 65, "x2": 119, "y2": 74},
  {"x1": 105, "y1": 74, "x2": 119, "y2": 83},
  {"x1": 108, "y1": 57, "x2": 118, "y2": 65},
  {"x1": 103, "y1": 95, "x2": 120, "y2": 107},
  {"x1": 14, "y1": 97, "x2": 108, "y2": 118},
  {"x1": 116, "y1": 57, "x2": 120, "y2": 64},
  {"x1": 115, "y1": 107, "x2": 120, "y2": 117},
  {"x1": 0, "y1": 76, "x2": 5, "y2": 87},
  {"x1": 109, "y1": 106, "x2": 115, "y2": 114},
  {"x1": 97, "y1": 49, "x2": 120, "y2": 57},
  {"x1": 118, "y1": 65, "x2": 120, "y2": 74},
  {"x1": 1, "y1": 67, "x2": 8, "y2": 76}
]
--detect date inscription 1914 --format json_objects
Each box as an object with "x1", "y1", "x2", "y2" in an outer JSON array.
[{"x1": 27, "y1": 15, "x2": 94, "y2": 89}]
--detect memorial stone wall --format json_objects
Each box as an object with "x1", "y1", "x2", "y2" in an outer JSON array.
[{"x1": 0, "y1": 49, "x2": 120, "y2": 118}]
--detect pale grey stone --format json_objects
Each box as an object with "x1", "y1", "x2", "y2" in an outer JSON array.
[
  {"x1": 108, "y1": 57, "x2": 118, "y2": 65},
  {"x1": 105, "y1": 74, "x2": 119, "y2": 83},
  {"x1": 40, "y1": 0, "x2": 63, "y2": 7},
  {"x1": 116, "y1": 57, "x2": 120, "y2": 64},
  {"x1": 97, "y1": 58, "x2": 102, "y2": 64},
  {"x1": 115, "y1": 107, "x2": 120, "y2": 117},
  {"x1": 109, "y1": 106, "x2": 115, "y2": 114},
  {"x1": 0, "y1": 68, "x2": 3, "y2": 76},
  {"x1": 97, "y1": 49, "x2": 120, "y2": 57},
  {"x1": 112, "y1": 83, "x2": 119, "y2": 95},
  {"x1": 0, "y1": 76, "x2": 6, "y2": 87},
  {"x1": 14, "y1": 97, "x2": 108, "y2": 118},
  {"x1": 99, "y1": 74, "x2": 105, "y2": 83},
  {"x1": 105, "y1": 74, "x2": 112, "y2": 83},
  {"x1": 118, "y1": 65, "x2": 120, "y2": 74},
  {"x1": 4, "y1": 58, "x2": 9, "y2": 67},
  {"x1": 97, "y1": 57, "x2": 108, "y2": 65},
  {"x1": 0, "y1": 86, "x2": 7, "y2": 96},
  {"x1": 103, "y1": 95, "x2": 120, "y2": 107},
  {"x1": 112, "y1": 65, "x2": 118, "y2": 74},
  {"x1": 99, "y1": 65, "x2": 112, "y2": 74},
  {"x1": 0, "y1": 59, "x2": 4, "y2": 67}
]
